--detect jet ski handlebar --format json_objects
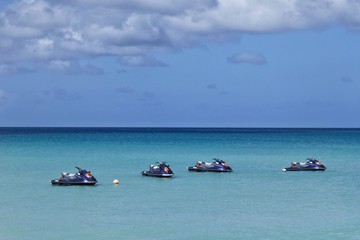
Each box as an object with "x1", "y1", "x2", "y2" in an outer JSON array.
[
  {"x1": 213, "y1": 158, "x2": 225, "y2": 163},
  {"x1": 75, "y1": 167, "x2": 83, "y2": 172}
]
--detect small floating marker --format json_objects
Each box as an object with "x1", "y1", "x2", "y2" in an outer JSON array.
[
  {"x1": 113, "y1": 179, "x2": 120, "y2": 184},
  {"x1": 282, "y1": 169, "x2": 287, "y2": 172}
]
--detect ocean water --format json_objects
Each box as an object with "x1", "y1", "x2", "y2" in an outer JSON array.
[{"x1": 0, "y1": 128, "x2": 359, "y2": 240}]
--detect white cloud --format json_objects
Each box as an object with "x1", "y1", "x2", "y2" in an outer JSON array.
[
  {"x1": 63, "y1": 28, "x2": 83, "y2": 42},
  {"x1": 1, "y1": 0, "x2": 360, "y2": 72}
]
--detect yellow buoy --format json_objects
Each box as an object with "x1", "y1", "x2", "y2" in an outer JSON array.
[{"x1": 113, "y1": 179, "x2": 120, "y2": 184}]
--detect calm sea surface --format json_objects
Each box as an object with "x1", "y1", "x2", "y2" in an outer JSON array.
[{"x1": 0, "y1": 128, "x2": 359, "y2": 240}]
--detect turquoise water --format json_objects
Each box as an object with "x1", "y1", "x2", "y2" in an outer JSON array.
[{"x1": 0, "y1": 128, "x2": 359, "y2": 240}]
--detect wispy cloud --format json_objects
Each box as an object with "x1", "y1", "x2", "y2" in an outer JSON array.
[
  {"x1": 142, "y1": 91, "x2": 156, "y2": 99},
  {"x1": 40, "y1": 60, "x2": 104, "y2": 75},
  {"x1": 137, "y1": 91, "x2": 161, "y2": 105},
  {"x1": 1, "y1": 0, "x2": 360, "y2": 73},
  {"x1": 39, "y1": 88, "x2": 81, "y2": 101},
  {"x1": 207, "y1": 84, "x2": 217, "y2": 89},
  {"x1": 117, "y1": 69, "x2": 127, "y2": 74},
  {"x1": 0, "y1": 88, "x2": 14, "y2": 107},
  {"x1": 0, "y1": 89, "x2": 6, "y2": 104},
  {"x1": 0, "y1": 63, "x2": 35, "y2": 74},
  {"x1": 341, "y1": 76, "x2": 354, "y2": 83},
  {"x1": 115, "y1": 86, "x2": 134, "y2": 94},
  {"x1": 227, "y1": 52, "x2": 267, "y2": 65},
  {"x1": 118, "y1": 55, "x2": 167, "y2": 67},
  {"x1": 206, "y1": 83, "x2": 229, "y2": 95}
]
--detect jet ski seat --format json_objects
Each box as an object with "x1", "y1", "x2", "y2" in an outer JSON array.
[{"x1": 62, "y1": 173, "x2": 77, "y2": 179}]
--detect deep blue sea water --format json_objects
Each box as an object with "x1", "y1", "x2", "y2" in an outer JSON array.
[{"x1": 0, "y1": 128, "x2": 359, "y2": 240}]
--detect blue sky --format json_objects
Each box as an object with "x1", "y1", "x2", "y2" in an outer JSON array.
[{"x1": 0, "y1": 0, "x2": 359, "y2": 127}]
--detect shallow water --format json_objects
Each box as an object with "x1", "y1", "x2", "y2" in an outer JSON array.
[{"x1": 0, "y1": 128, "x2": 359, "y2": 240}]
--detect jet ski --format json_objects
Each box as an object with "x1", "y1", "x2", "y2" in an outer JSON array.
[
  {"x1": 142, "y1": 162, "x2": 174, "y2": 177},
  {"x1": 188, "y1": 158, "x2": 233, "y2": 172},
  {"x1": 51, "y1": 167, "x2": 98, "y2": 185},
  {"x1": 282, "y1": 158, "x2": 326, "y2": 172}
]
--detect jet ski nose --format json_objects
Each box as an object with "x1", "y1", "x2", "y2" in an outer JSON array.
[{"x1": 282, "y1": 168, "x2": 287, "y2": 172}]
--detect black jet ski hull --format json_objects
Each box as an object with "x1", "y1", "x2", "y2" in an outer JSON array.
[
  {"x1": 187, "y1": 167, "x2": 232, "y2": 172},
  {"x1": 51, "y1": 179, "x2": 97, "y2": 185},
  {"x1": 141, "y1": 171, "x2": 173, "y2": 178},
  {"x1": 283, "y1": 158, "x2": 326, "y2": 172},
  {"x1": 282, "y1": 167, "x2": 326, "y2": 172},
  {"x1": 50, "y1": 167, "x2": 97, "y2": 185},
  {"x1": 188, "y1": 158, "x2": 232, "y2": 172},
  {"x1": 142, "y1": 162, "x2": 174, "y2": 178}
]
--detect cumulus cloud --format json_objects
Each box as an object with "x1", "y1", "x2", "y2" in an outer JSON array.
[
  {"x1": 1, "y1": 0, "x2": 360, "y2": 73},
  {"x1": 227, "y1": 52, "x2": 267, "y2": 65}
]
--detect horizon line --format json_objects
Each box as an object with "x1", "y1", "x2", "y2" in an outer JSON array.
[{"x1": 0, "y1": 126, "x2": 359, "y2": 129}]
